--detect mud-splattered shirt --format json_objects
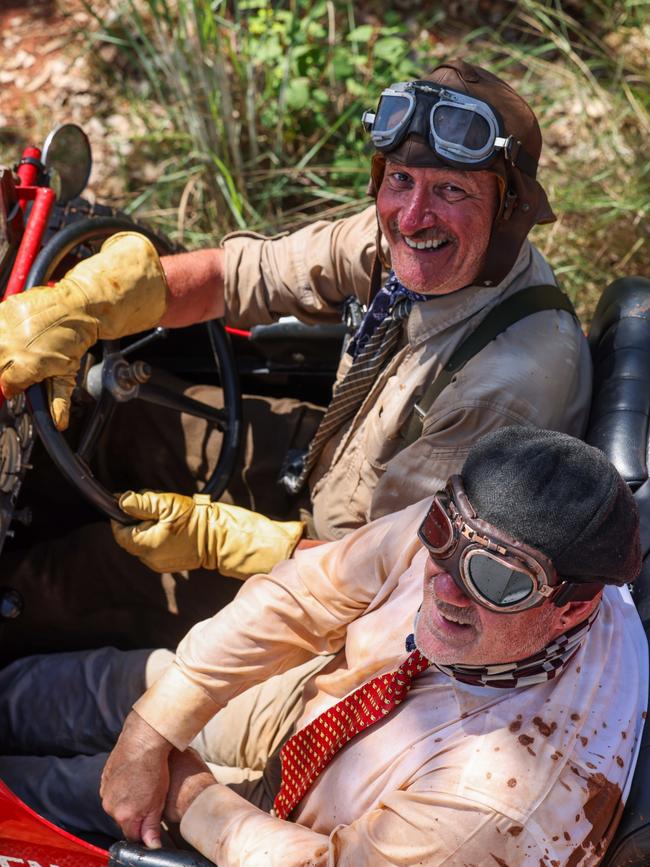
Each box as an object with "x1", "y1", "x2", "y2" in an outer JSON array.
[{"x1": 137, "y1": 500, "x2": 648, "y2": 866}]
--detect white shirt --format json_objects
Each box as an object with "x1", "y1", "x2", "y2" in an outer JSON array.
[{"x1": 136, "y1": 500, "x2": 648, "y2": 866}]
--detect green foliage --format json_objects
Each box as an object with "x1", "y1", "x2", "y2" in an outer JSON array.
[{"x1": 82, "y1": 0, "x2": 650, "y2": 319}]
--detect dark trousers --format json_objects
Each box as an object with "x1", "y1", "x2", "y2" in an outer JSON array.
[{"x1": 0, "y1": 386, "x2": 323, "y2": 662}]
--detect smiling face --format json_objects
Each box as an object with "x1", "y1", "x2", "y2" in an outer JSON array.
[
  {"x1": 376, "y1": 162, "x2": 500, "y2": 295},
  {"x1": 415, "y1": 556, "x2": 599, "y2": 667}
]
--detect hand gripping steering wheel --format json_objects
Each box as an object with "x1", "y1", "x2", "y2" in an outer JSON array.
[{"x1": 25, "y1": 216, "x2": 242, "y2": 523}]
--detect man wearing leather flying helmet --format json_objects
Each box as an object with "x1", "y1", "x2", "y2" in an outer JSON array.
[{"x1": 0, "y1": 59, "x2": 591, "y2": 655}]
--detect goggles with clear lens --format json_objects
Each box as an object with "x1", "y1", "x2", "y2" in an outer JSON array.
[
  {"x1": 362, "y1": 81, "x2": 536, "y2": 177},
  {"x1": 417, "y1": 475, "x2": 561, "y2": 613}
]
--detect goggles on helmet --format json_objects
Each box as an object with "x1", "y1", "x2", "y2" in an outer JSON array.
[
  {"x1": 418, "y1": 476, "x2": 562, "y2": 613},
  {"x1": 362, "y1": 81, "x2": 537, "y2": 177}
]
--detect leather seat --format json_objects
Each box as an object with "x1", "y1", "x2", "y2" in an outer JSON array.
[{"x1": 585, "y1": 276, "x2": 650, "y2": 866}]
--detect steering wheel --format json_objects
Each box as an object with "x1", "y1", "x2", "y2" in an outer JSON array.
[{"x1": 24, "y1": 216, "x2": 242, "y2": 523}]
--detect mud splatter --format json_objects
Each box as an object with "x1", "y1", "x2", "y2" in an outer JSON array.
[
  {"x1": 518, "y1": 734, "x2": 535, "y2": 746},
  {"x1": 560, "y1": 781, "x2": 572, "y2": 792},
  {"x1": 490, "y1": 855, "x2": 509, "y2": 867},
  {"x1": 567, "y1": 772, "x2": 623, "y2": 867},
  {"x1": 507, "y1": 778, "x2": 517, "y2": 788},
  {"x1": 533, "y1": 716, "x2": 558, "y2": 737},
  {"x1": 570, "y1": 713, "x2": 580, "y2": 721},
  {"x1": 616, "y1": 756, "x2": 624, "y2": 767},
  {"x1": 564, "y1": 832, "x2": 571, "y2": 841},
  {"x1": 566, "y1": 846, "x2": 586, "y2": 867},
  {"x1": 579, "y1": 736, "x2": 589, "y2": 747},
  {"x1": 509, "y1": 720, "x2": 522, "y2": 733},
  {"x1": 507, "y1": 827, "x2": 523, "y2": 837}
]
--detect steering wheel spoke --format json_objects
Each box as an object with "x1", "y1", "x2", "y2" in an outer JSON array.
[{"x1": 136, "y1": 373, "x2": 230, "y2": 431}]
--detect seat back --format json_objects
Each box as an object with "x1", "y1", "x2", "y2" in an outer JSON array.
[
  {"x1": 587, "y1": 277, "x2": 650, "y2": 866},
  {"x1": 586, "y1": 277, "x2": 650, "y2": 489}
]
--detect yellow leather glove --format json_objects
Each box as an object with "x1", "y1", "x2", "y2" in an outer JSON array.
[
  {"x1": 111, "y1": 491, "x2": 305, "y2": 580},
  {"x1": 0, "y1": 232, "x2": 168, "y2": 430}
]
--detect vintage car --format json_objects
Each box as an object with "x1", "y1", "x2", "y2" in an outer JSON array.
[{"x1": 0, "y1": 125, "x2": 648, "y2": 867}]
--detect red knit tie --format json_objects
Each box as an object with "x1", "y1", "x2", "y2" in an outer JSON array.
[{"x1": 273, "y1": 649, "x2": 430, "y2": 820}]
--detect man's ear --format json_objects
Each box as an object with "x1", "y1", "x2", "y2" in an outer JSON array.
[{"x1": 556, "y1": 594, "x2": 602, "y2": 631}]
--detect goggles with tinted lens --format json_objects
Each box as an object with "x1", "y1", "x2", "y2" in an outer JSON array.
[
  {"x1": 362, "y1": 81, "x2": 536, "y2": 177},
  {"x1": 417, "y1": 475, "x2": 561, "y2": 613}
]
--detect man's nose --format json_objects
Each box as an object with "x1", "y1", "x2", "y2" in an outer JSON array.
[
  {"x1": 432, "y1": 570, "x2": 474, "y2": 608},
  {"x1": 398, "y1": 184, "x2": 438, "y2": 233}
]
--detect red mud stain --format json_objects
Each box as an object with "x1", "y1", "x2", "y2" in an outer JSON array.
[
  {"x1": 552, "y1": 835, "x2": 559, "y2": 841},
  {"x1": 507, "y1": 778, "x2": 517, "y2": 788},
  {"x1": 566, "y1": 772, "x2": 624, "y2": 867},
  {"x1": 434, "y1": 737, "x2": 442, "y2": 742},
  {"x1": 518, "y1": 734, "x2": 535, "y2": 746},
  {"x1": 486, "y1": 772, "x2": 492, "y2": 780},
  {"x1": 586, "y1": 762, "x2": 596, "y2": 769},
  {"x1": 533, "y1": 716, "x2": 558, "y2": 737},
  {"x1": 566, "y1": 846, "x2": 586, "y2": 867},
  {"x1": 507, "y1": 827, "x2": 523, "y2": 837},
  {"x1": 564, "y1": 832, "x2": 571, "y2": 841},
  {"x1": 527, "y1": 746, "x2": 537, "y2": 756},
  {"x1": 579, "y1": 736, "x2": 589, "y2": 747},
  {"x1": 509, "y1": 720, "x2": 523, "y2": 733},
  {"x1": 490, "y1": 855, "x2": 509, "y2": 867},
  {"x1": 560, "y1": 781, "x2": 572, "y2": 792},
  {"x1": 622, "y1": 732, "x2": 627, "y2": 739},
  {"x1": 551, "y1": 751, "x2": 563, "y2": 761},
  {"x1": 616, "y1": 756, "x2": 624, "y2": 767},
  {"x1": 576, "y1": 666, "x2": 581, "y2": 673},
  {"x1": 570, "y1": 713, "x2": 580, "y2": 721},
  {"x1": 494, "y1": 746, "x2": 501, "y2": 751}
]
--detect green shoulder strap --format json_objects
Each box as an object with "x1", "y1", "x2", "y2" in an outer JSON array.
[{"x1": 402, "y1": 284, "x2": 577, "y2": 446}]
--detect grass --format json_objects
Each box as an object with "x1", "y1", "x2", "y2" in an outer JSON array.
[{"x1": 79, "y1": 0, "x2": 649, "y2": 321}]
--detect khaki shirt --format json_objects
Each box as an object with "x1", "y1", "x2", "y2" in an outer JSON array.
[
  {"x1": 137, "y1": 500, "x2": 648, "y2": 866},
  {"x1": 222, "y1": 207, "x2": 592, "y2": 539}
]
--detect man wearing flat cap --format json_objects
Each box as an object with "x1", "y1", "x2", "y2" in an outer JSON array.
[
  {"x1": 1, "y1": 427, "x2": 645, "y2": 866},
  {"x1": 0, "y1": 59, "x2": 592, "y2": 655}
]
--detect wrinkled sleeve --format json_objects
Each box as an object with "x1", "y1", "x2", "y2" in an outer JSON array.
[
  {"x1": 134, "y1": 501, "x2": 425, "y2": 748},
  {"x1": 179, "y1": 782, "x2": 548, "y2": 866},
  {"x1": 221, "y1": 205, "x2": 377, "y2": 327}
]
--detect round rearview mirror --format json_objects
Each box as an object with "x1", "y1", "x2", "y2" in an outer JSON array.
[{"x1": 41, "y1": 124, "x2": 92, "y2": 204}]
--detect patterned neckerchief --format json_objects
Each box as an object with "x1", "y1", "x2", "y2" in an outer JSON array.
[
  {"x1": 406, "y1": 606, "x2": 599, "y2": 689},
  {"x1": 347, "y1": 271, "x2": 429, "y2": 358}
]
